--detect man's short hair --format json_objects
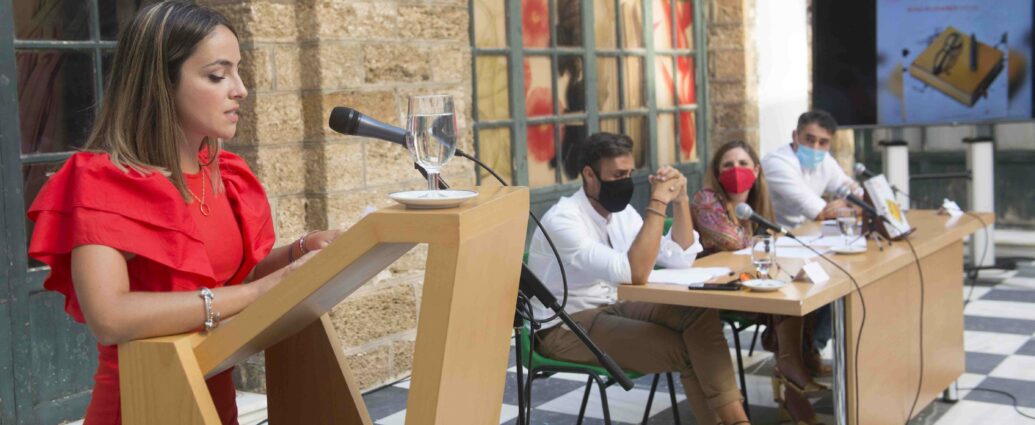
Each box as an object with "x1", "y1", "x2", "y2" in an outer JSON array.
[
  {"x1": 796, "y1": 110, "x2": 838, "y2": 135},
  {"x1": 563, "y1": 132, "x2": 634, "y2": 179}
]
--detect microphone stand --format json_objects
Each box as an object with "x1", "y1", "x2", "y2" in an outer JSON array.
[{"x1": 409, "y1": 160, "x2": 634, "y2": 399}]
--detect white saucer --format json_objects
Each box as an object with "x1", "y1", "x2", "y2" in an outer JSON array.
[
  {"x1": 742, "y1": 278, "x2": 786, "y2": 292},
  {"x1": 389, "y1": 189, "x2": 478, "y2": 209},
  {"x1": 831, "y1": 245, "x2": 866, "y2": 255}
]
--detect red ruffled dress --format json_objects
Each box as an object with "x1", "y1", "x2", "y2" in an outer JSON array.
[{"x1": 27, "y1": 151, "x2": 275, "y2": 425}]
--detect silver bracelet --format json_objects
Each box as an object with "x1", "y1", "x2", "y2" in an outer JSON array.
[{"x1": 198, "y1": 287, "x2": 220, "y2": 332}]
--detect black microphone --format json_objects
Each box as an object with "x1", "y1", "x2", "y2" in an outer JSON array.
[
  {"x1": 835, "y1": 185, "x2": 881, "y2": 218},
  {"x1": 735, "y1": 203, "x2": 795, "y2": 239},
  {"x1": 854, "y1": 163, "x2": 879, "y2": 180},
  {"x1": 328, "y1": 107, "x2": 470, "y2": 157}
]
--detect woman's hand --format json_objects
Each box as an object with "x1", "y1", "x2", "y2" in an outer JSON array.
[{"x1": 304, "y1": 229, "x2": 344, "y2": 253}]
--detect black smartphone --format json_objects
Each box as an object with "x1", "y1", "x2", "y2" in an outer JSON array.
[{"x1": 687, "y1": 278, "x2": 742, "y2": 291}]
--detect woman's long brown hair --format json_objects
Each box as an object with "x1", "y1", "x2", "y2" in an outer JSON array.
[{"x1": 84, "y1": 1, "x2": 236, "y2": 201}]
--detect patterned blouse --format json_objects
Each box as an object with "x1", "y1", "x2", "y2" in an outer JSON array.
[{"x1": 690, "y1": 188, "x2": 753, "y2": 254}]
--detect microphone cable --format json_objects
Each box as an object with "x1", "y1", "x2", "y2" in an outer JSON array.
[
  {"x1": 785, "y1": 235, "x2": 866, "y2": 425},
  {"x1": 456, "y1": 151, "x2": 570, "y2": 325}
]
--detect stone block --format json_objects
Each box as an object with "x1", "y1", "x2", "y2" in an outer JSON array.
[
  {"x1": 301, "y1": 42, "x2": 366, "y2": 90},
  {"x1": 711, "y1": 103, "x2": 748, "y2": 130},
  {"x1": 307, "y1": 141, "x2": 365, "y2": 193},
  {"x1": 363, "y1": 43, "x2": 432, "y2": 83},
  {"x1": 711, "y1": 0, "x2": 744, "y2": 25},
  {"x1": 708, "y1": 80, "x2": 747, "y2": 104},
  {"x1": 399, "y1": 5, "x2": 468, "y2": 40},
  {"x1": 248, "y1": 1, "x2": 298, "y2": 42},
  {"x1": 364, "y1": 140, "x2": 420, "y2": 186},
  {"x1": 707, "y1": 23, "x2": 743, "y2": 49},
  {"x1": 305, "y1": 90, "x2": 399, "y2": 140},
  {"x1": 240, "y1": 47, "x2": 273, "y2": 92},
  {"x1": 269, "y1": 195, "x2": 307, "y2": 244},
  {"x1": 391, "y1": 339, "x2": 416, "y2": 377},
  {"x1": 272, "y1": 45, "x2": 302, "y2": 91},
  {"x1": 231, "y1": 352, "x2": 266, "y2": 394},
  {"x1": 708, "y1": 48, "x2": 746, "y2": 81},
  {"x1": 344, "y1": 345, "x2": 391, "y2": 391},
  {"x1": 427, "y1": 45, "x2": 471, "y2": 84},
  {"x1": 238, "y1": 93, "x2": 305, "y2": 145},
  {"x1": 309, "y1": 1, "x2": 399, "y2": 40},
  {"x1": 256, "y1": 144, "x2": 307, "y2": 195},
  {"x1": 389, "y1": 244, "x2": 428, "y2": 274},
  {"x1": 331, "y1": 284, "x2": 419, "y2": 347}
]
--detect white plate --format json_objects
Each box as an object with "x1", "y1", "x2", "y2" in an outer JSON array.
[
  {"x1": 831, "y1": 245, "x2": 866, "y2": 255},
  {"x1": 742, "y1": 278, "x2": 787, "y2": 292},
  {"x1": 389, "y1": 189, "x2": 478, "y2": 209}
]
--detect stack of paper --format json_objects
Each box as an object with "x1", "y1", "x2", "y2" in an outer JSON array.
[{"x1": 648, "y1": 267, "x2": 734, "y2": 286}]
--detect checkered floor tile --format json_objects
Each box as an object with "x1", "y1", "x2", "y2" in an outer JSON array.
[{"x1": 358, "y1": 269, "x2": 1035, "y2": 424}]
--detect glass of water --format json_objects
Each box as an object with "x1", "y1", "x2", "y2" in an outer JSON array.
[
  {"x1": 835, "y1": 207, "x2": 858, "y2": 248},
  {"x1": 751, "y1": 235, "x2": 775, "y2": 279},
  {"x1": 406, "y1": 95, "x2": 457, "y2": 191}
]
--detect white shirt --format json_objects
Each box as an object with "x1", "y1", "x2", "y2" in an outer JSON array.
[
  {"x1": 526, "y1": 188, "x2": 703, "y2": 328},
  {"x1": 761, "y1": 143, "x2": 855, "y2": 229}
]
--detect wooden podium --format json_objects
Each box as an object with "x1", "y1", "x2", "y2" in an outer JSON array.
[{"x1": 118, "y1": 186, "x2": 529, "y2": 424}]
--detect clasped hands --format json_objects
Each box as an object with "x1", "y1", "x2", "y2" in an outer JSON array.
[{"x1": 647, "y1": 166, "x2": 688, "y2": 205}]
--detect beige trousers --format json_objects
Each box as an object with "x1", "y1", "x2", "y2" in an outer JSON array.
[{"x1": 536, "y1": 301, "x2": 742, "y2": 425}]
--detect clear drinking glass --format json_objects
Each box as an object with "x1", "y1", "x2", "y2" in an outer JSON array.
[
  {"x1": 835, "y1": 207, "x2": 859, "y2": 248},
  {"x1": 406, "y1": 95, "x2": 458, "y2": 191},
  {"x1": 751, "y1": 235, "x2": 775, "y2": 279}
]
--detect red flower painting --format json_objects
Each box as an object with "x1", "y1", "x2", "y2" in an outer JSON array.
[
  {"x1": 522, "y1": 0, "x2": 550, "y2": 48},
  {"x1": 525, "y1": 87, "x2": 556, "y2": 162},
  {"x1": 656, "y1": 0, "x2": 697, "y2": 158}
]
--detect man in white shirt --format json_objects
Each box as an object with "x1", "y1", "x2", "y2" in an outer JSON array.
[
  {"x1": 762, "y1": 110, "x2": 857, "y2": 229},
  {"x1": 527, "y1": 133, "x2": 750, "y2": 425},
  {"x1": 761, "y1": 110, "x2": 856, "y2": 376}
]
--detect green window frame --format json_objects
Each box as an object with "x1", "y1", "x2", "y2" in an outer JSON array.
[{"x1": 469, "y1": 0, "x2": 709, "y2": 207}]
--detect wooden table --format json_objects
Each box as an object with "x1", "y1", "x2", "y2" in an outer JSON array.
[{"x1": 618, "y1": 210, "x2": 992, "y2": 425}]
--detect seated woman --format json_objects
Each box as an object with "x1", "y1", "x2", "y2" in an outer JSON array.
[
  {"x1": 27, "y1": 2, "x2": 339, "y2": 423},
  {"x1": 690, "y1": 140, "x2": 826, "y2": 425}
]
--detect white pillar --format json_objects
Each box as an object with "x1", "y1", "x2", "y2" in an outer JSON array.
[
  {"x1": 965, "y1": 136, "x2": 995, "y2": 267},
  {"x1": 880, "y1": 140, "x2": 910, "y2": 209}
]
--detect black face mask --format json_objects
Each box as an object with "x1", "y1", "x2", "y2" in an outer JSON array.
[{"x1": 590, "y1": 169, "x2": 634, "y2": 213}]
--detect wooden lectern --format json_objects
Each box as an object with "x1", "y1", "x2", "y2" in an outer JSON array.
[{"x1": 118, "y1": 186, "x2": 529, "y2": 424}]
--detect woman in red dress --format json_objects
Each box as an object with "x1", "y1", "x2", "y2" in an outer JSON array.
[{"x1": 27, "y1": 2, "x2": 339, "y2": 423}]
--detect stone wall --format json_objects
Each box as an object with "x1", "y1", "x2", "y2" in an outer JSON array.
[
  {"x1": 707, "y1": 0, "x2": 760, "y2": 151},
  {"x1": 202, "y1": 0, "x2": 474, "y2": 393}
]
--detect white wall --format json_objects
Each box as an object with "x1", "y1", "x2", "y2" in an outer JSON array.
[{"x1": 755, "y1": 0, "x2": 810, "y2": 155}]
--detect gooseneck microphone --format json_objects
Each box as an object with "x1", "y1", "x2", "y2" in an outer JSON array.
[
  {"x1": 835, "y1": 185, "x2": 882, "y2": 218},
  {"x1": 735, "y1": 203, "x2": 795, "y2": 239},
  {"x1": 853, "y1": 163, "x2": 878, "y2": 180},
  {"x1": 328, "y1": 107, "x2": 470, "y2": 157}
]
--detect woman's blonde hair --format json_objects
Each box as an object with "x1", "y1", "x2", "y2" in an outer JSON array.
[
  {"x1": 703, "y1": 140, "x2": 775, "y2": 234},
  {"x1": 84, "y1": 1, "x2": 236, "y2": 201}
]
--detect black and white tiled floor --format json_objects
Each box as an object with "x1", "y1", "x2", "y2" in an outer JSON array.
[{"x1": 359, "y1": 270, "x2": 1035, "y2": 424}]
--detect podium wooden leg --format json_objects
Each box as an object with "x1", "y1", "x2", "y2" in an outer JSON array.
[
  {"x1": 266, "y1": 314, "x2": 372, "y2": 424},
  {"x1": 120, "y1": 336, "x2": 221, "y2": 425},
  {"x1": 406, "y1": 216, "x2": 525, "y2": 424}
]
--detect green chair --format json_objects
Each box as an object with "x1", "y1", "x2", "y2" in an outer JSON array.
[
  {"x1": 514, "y1": 321, "x2": 681, "y2": 425},
  {"x1": 663, "y1": 218, "x2": 757, "y2": 417}
]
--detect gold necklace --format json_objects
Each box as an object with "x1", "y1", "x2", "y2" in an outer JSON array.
[{"x1": 186, "y1": 167, "x2": 210, "y2": 216}]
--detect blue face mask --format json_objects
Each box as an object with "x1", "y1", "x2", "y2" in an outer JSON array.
[{"x1": 795, "y1": 144, "x2": 826, "y2": 170}]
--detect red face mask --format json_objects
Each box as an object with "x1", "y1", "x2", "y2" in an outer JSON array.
[{"x1": 718, "y1": 167, "x2": 757, "y2": 194}]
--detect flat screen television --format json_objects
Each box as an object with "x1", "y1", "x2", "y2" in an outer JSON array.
[{"x1": 813, "y1": 0, "x2": 1034, "y2": 127}]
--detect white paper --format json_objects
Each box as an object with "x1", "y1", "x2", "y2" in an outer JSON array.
[
  {"x1": 648, "y1": 267, "x2": 733, "y2": 286},
  {"x1": 801, "y1": 261, "x2": 831, "y2": 285}
]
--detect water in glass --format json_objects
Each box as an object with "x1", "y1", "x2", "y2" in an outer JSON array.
[{"x1": 406, "y1": 95, "x2": 457, "y2": 191}]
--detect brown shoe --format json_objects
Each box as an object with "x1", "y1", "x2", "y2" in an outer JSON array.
[{"x1": 804, "y1": 349, "x2": 832, "y2": 378}]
